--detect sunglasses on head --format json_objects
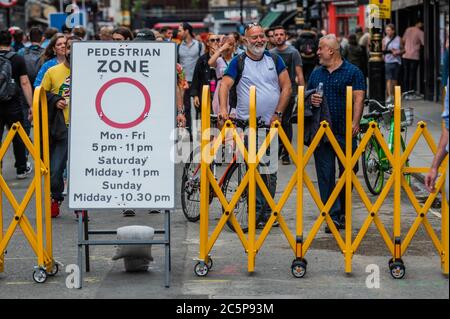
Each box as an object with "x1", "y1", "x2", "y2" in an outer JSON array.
[
  {"x1": 209, "y1": 38, "x2": 220, "y2": 42},
  {"x1": 245, "y1": 22, "x2": 261, "y2": 31}
]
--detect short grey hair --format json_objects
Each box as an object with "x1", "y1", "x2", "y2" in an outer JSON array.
[{"x1": 320, "y1": 34, "x2": 340, "y2": 51}]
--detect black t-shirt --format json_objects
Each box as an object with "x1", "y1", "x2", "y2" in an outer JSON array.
[{"x1": 0, "y1": 50, "x2": 27, "y2": 110}]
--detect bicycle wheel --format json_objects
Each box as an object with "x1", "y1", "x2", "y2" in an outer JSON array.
[
  {"x1": 221, "y1": 163, "x2": 271, "y2": 233},
  {"x1": 181, "y1": 153, "x2": 202, "y2": 222},
  {"x1": 362, "y1": 136, "x2": 385, "y2": 195}
]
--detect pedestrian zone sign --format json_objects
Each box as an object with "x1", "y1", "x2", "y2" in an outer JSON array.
[{"x1": 68, "y1": 42, "x2": 176, "y2": 209}]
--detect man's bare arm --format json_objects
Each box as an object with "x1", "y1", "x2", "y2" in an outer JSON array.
[{"x1": 275, "y1": 70, "x2": 292, "y2": 113}]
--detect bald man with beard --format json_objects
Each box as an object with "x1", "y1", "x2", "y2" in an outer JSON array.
[{"x1": 308, "y1": 34, "x2": 366, "y2": 233}]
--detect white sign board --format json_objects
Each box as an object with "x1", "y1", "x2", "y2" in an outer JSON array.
[{"x1": 69, "y1": 41, "x2": 176, "y2": 209}]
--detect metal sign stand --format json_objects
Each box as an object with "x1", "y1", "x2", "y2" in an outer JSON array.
[{"x1": 77, "y1": 210, "x2": 171, "y2": 288}]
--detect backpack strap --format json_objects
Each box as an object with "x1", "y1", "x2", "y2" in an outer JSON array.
[
  {"x1": 4, "y1": 51, "x2": 16, "y2": 60},
  {"x1": 198, "y1": 41, "x2": 202, "y2": 57}
]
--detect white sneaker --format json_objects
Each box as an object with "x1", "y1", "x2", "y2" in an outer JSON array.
[{"x1": 17, "y1": 164, "x2": 33, "y2": 179}]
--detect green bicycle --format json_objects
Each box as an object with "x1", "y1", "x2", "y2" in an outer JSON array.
[{"x1": 359, "y1": 92, "x2": 414, "y2": 195}]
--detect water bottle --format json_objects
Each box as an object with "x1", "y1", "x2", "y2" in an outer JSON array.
[{"x1": 316, "y1": 82, "x2": 324, "y2": 97}]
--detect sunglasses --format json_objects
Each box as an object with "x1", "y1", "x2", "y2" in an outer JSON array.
[
  {"x1": 209, "y1": 38, "x2": 220, "y2": 42},
  {"x1": 245, "y1": 22, "x2": 261, "y2": 31}
]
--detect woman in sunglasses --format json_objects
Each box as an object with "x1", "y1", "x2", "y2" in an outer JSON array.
[
  {"x1": 208, "y1": 34, "x2": 236, "y2": 115},
  {"x1": 190, "y1": 33, "x2": 219, "y2": 112}
]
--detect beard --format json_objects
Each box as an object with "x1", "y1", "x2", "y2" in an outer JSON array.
[{"x1": 246, "y1": 42, "x2": 266, "y2": 57}]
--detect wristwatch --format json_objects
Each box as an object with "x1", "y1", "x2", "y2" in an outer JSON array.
[
  {"x1": 177, "y1": 107, "x2": 185, "y2": 115},
  {"x1": 274, "y1": 111, "x2": 283, "y2": 118}
]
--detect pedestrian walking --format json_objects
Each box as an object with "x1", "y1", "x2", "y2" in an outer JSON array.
[
  {"x1": 294, "y1": 24, "x2": 318, "y2": 83},
  {"x1": 177, "y1": 22, "x2": 205, "y2": 140},
  {"x1": 402, "y1": 21, "x2": 424, "y2": 98},
  {"x1": 218, "y1": 23, "x2": 292, "y2": 228},
  {"x1": 382, "y1": 24, "x2": 404, "y2": 104},
  {"x1": 343, "y1": 34, "x2": 368, "y2": 79},
  {"x1": 308, "y1": 34, "x2": 366, "y2": 233},
  {"x1": 270, "y1": 26, "x2": 305, "y2": 165},
  {"x1": 34, "y1": 33, "x2": 66, "y2": 88},
  {"x1": 40, "y1": 35, "x2": 80, "y2": 218},
  {"x1": 0, "y1": 29, "x2": 34, "y2": 180}
]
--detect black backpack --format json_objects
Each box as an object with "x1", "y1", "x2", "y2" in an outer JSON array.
[
  {"x1": 23, "y1": 46, "x2": 44, "y2": 85},
  {"x1": 296, "y1": 33, "x2": 318, "y2": 60},
  {"x1": 0, "y1": 51, "x2": 18, "y2": 101},
  {"x1": 229, "y1": 52, "x2": 279, "y2": 109}
]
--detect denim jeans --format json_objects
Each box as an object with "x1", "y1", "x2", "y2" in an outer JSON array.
[
  {"x1": 313, "y1": 135, "x2": 358, "y2": 221},
  {"x1": 0, "y1": 109, "x2": 28, "y2": 174},
  {"x1": 50, "y1": 133, "x2": 68, "y2": 201}
]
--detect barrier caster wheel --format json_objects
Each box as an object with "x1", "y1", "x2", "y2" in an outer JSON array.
[
  {"x1": 389, "y1": 261, "x2": 405, "y2": 279},
  {"x1": 388, "y1": 258, "x2": 403, "y2": 268},
  {"x1": 194, "y1": 262, "x2": 209, "y2": 277},
  {"x1": 291, "y1": 259, "x2": 307, "y2": 278},
  {"x1": 33, "y1": 268, "x2": 47, "y2": 283},
  {"x1": 206, "y1": 257, "x2": 213, "y2": 270},
  {"x1": 47, "y1": 262, "x2": 59, "y2": 277}
]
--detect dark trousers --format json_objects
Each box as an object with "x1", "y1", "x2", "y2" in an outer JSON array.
[
  {"x1": 0, "y1": 110, "x2": 28, "y2": 174},
  {"x1": 313, "y1": 135, "x2": 358, "y2": 221},
  {"x1": 403, "y1": 58, "x2": 419, "y2": 92},
  {"x1": 50, "y1": 133, "x2": 68, "y2": 202},
  {"x1": 184, "y1": 83, "x2": 199, "y2": 140},
  {"x1": 279, "y1": 94, "x2": 296, "y2": 160}
]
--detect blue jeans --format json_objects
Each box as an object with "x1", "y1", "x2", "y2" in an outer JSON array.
[
  {"x1": 50, "y1": 133, "x2": 68, "y2": 202},
  {"x1": 313, "y1": 135, "x2": 358, "y2": 221}
]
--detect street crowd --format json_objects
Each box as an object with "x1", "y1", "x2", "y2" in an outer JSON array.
[{"x1": 0, "y1": 20, "x2": 448, "y2": 232}]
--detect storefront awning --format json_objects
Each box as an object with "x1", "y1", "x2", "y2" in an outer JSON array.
[{"x1": 259, "y1": 11, "x2": 283, "y2": 28}]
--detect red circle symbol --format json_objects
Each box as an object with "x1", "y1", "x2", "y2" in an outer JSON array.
[{"x1": 95, "y1": 77, "x2": 151, "y2": 129}]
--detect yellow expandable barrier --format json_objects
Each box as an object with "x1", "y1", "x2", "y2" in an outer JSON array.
[
  {"x1": 0, "y1": 86, "x2": 55, "y2": 283},
  {"x1": 195, "y1": 84, "x2": 448, "y2": 279}
]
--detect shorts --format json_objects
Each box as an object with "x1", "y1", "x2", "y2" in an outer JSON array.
[{"x1": 385, "y1": 63, "x2": 400, "y2": 81}]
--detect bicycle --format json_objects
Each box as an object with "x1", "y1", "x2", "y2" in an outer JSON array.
[
  {"x1": 359, "y1": 91, "x2": 414, "y2": 195},
  {"x1": 181, "y1": 115, "x2": 272, "y2": 233}
]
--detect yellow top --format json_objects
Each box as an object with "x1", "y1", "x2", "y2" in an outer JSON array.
[{"x1": 41, "y1": 63, "x2": 71, "y2": 124}]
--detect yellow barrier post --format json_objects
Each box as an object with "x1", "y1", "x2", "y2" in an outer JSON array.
[
  {"x1": 442, "y1": 86, "x2": 449, "y2": 275},
  {"x1": 296, "y1": 86, "x2": 305, "y2": 260},
  {"x1": 199, "y1": 85, "x2": 211, "y2": 268},
  {"x1": 345, "y1": 86, "x2": 353, "y2": 273},
  {"x1": 248, "y1": 86, "x2": 257, "y2": 272},
  {"x1": 390, "y1": 86, "x2": 405, "y2": 278},
  {"x1": 33, "y1": 88, "x2": 45, "y2": 270}
]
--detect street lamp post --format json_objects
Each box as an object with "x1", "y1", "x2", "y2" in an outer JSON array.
[{"x1": 368, "y1": 24, "x2": 385, "y2": 111}]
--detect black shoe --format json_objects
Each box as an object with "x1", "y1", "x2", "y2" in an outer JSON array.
[
  {"x1": 282, "y1": 158, "x2": 291, "y2": 165},
  {"x1": 325, "y1": 219, "x2": 343, "y2": 234}
]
